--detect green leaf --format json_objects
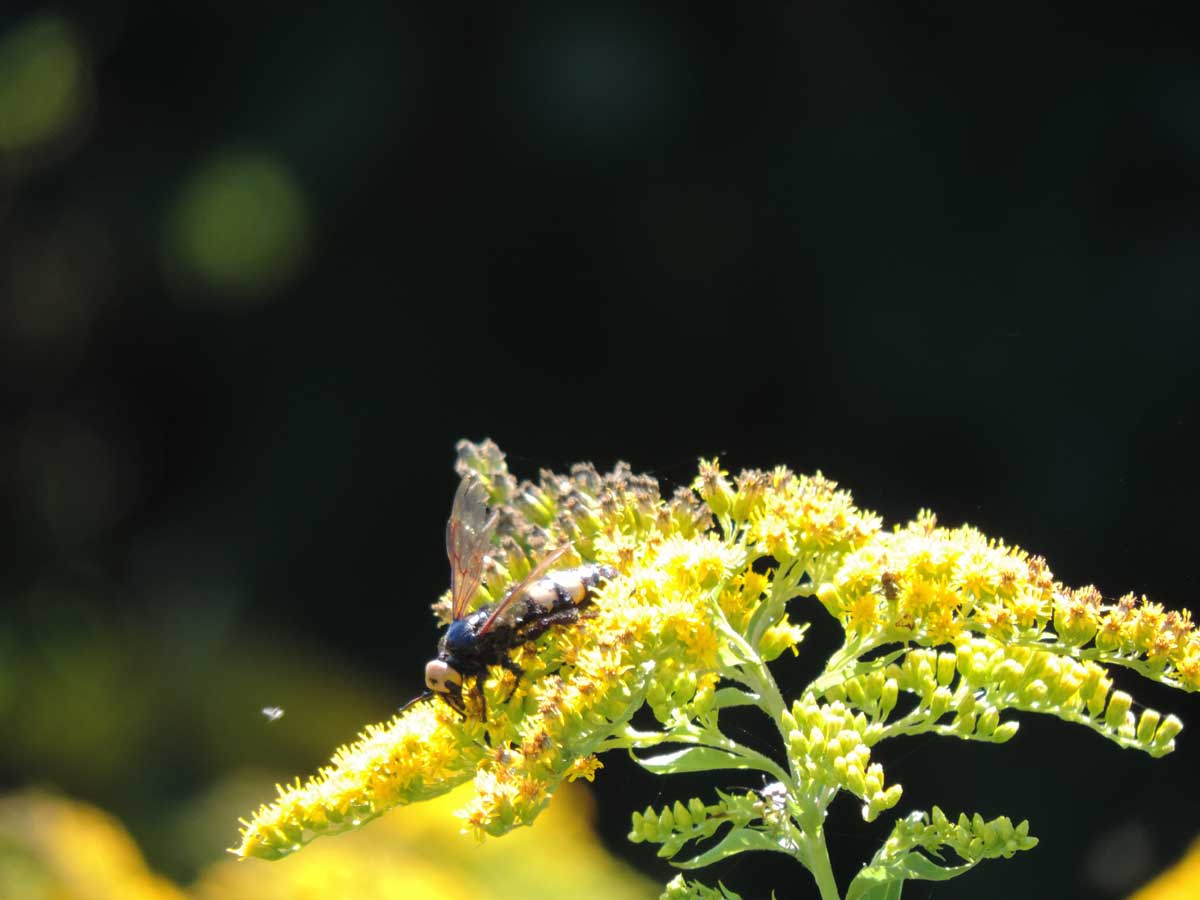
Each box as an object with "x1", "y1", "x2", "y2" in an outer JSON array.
[
  {"x1": 810, "y1": 648, "x2": 907, "y2": 695},
  {"x1": 845, "y1": 881, "x2": 903, "y2": 900},
  {"x1": 674, "y1": 827, "x2": 787, "y2": 869},
  {"x1": 713, "y1": 687, "x2": 758, "y2": 709},
  {"x1": 845, "y1": 852, "x2": 976, "y2": 900},
  {"x1": 632, "y1": 746, "x2": 768, "y2": 776},
  {"x1": 744, "y1": 593, "x2": 780, "y2": 647}
]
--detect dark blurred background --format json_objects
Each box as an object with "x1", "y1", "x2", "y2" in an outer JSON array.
[{"x1": 3, "y1": 3, "x2": 1200, "y2": 899}]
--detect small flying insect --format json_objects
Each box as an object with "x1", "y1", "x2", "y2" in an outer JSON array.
[
  {"x1": 403, "y1": 475, "x2": 615, "y2": 719},
  {"x1": 261, "y1": 706, "x2": 285, "y2": 722}
]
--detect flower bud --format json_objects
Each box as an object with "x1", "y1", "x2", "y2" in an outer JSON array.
[
  {"x1": 1018, "y1": 679, "x2": 1048, "y2": 706},
  {"x1": 788, "y1": 729, "x2": 807, "y2": 756},
  {"x1": 880, "y1": 678, "x2": 899, "y2": 717},
  {"x1": 694, "y1": 459, "x2": 733, "y2": 517},
  {"x1": 1078, "y1": 666, "x2": 1108, "y2": 716},
  {"x1": 647, "y1": 680, "x2": 668, "y2": 707},
  {"x1": 991, "y1": 721, "x2": 1019, "y2": 742},
  {"x1": 864, "y1": 764, "x2": 884, "y2": 796},
  {"x1": 995, "y1": 659, "x2": 1024, "y2": 692},
  {"x1": 846, "y1": 678, "x2": 866, "y2": 707},
  {"x1": 1154, "y1": 714, "x2": 1183, "y2": 748},
  {"x1": 1136, "y1": 709, "x2": 1161, "y2": 745},
  {"x1": 957, "y1": 687, "x2": 976, "y2": 718},
  {"x1": 1104, "y1": 691, "x2": 1132, "y2": 731},
  {"x1": 929, "y1": 686, "x2": 952, "y2": 719},
  {"x1": 673, "y1": 671, "x2": 698, "y2": 708},
  {"x1": 817, "y1": 583, "x2": 843, "y2": 617},
  {"x1": 629, "y1": 811, "x2": 646, "y2": 842},
  {"x1": 846, "y1": 765, "x2": 867, "y2": 796},
  {"x1": 639, "y1": 806, "x2": 659, "y2": 841},
  {"x1": 832, "y1": 755, "x2": 849, "y2": 780},
  {"x1": 518, "y1": 483, "x2": 557, "y2": 526},
  {"x1": 657, "y1": 806, "x2": 675, "y2": 832},
  {"x1": 691, "y1": 680, "x2": 716, "y2": 717},
  {"x1": 672, "y1": 800, "x2": 693, "y2": 830},
  {"x1": 956, "y1": 643, "x2": 975, "y2": 678},
  {"x1": 937, "y1": 652, "x2": 957, "y2": 686}
]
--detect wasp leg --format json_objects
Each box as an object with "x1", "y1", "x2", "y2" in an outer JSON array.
[
  {"x1": 472, "y1": 677, "x2": 488, "y2": 722},
  {"x1": 439, "y1": 685, "x2": 467, "y2": 719},
  {"x1": 497, "y1": 656, "x2": 525, "y2": 704},
  {"x1": 517, "y1": 606, "x2": 582, "y2": 643}
]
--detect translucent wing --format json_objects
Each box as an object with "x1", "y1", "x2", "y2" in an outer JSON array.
[
  {"x1": 447, "y1": 475, "x2": 499, "y2": 621},
  {"x1": 477, "y1": 543, "x2": 571, "y2": 636}
]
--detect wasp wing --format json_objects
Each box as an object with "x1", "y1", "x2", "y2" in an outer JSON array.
[
  {"x1": 447, "y1": 475, "x2": 499, "y2": 621},
  {"x1": 476, "y1": 543, "x2": 572, "y2": 636}
]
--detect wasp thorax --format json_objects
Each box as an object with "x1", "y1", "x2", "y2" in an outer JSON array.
[{"x1": 425, "y1": 659, "x2": 463, "y2": 693}]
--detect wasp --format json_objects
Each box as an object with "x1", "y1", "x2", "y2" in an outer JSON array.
[{"x1": 403, "y1": 476, "x2": 616, "y2": 719}]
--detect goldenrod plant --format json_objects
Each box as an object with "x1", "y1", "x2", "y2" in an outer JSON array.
[{"x1": 234, "y1": 441, "x2": 1198, "y2": 900}]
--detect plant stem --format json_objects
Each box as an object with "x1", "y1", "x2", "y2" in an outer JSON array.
[{"x1": 803, "y1": 825, "x2": 842, "y2": 900}]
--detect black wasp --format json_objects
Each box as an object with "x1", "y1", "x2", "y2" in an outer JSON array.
[{"x1": 404, "y1": 475, "x2": 616, "y2": 719}]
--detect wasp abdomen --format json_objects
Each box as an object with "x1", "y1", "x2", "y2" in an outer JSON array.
[{"x1": 521, "y1": 562, "x2": 617, "y2": 614}]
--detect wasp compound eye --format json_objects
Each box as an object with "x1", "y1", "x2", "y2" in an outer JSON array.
[{"x1": 425, "y1": 659, "x2": 462, "y2": 692}]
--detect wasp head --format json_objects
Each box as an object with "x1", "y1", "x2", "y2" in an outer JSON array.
[{"x1": 425, "y1": 658, "x2": 463, "y2": 695}]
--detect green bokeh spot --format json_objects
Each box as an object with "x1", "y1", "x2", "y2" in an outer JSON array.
[
  {"x1": 0, "y1": 15, "x2": 85, "y2": 150},
  {"x1": 169, "y1": 149, "x2": 310, "y2": 301}
]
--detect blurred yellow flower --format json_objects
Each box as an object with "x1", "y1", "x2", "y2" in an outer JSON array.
[
  {"x1": 1127, "y1": 838, "x2": 1200, "y2": 900},
  {"x1": 0, "y1": 791, "x2": 183, "y2": 900}
]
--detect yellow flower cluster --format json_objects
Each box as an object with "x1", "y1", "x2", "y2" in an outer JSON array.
[
  {"x1": 235, "y1": 443, "x2": 1196, "y2": 865},
  {"x1": 817, "y1": 511, "x2": 1200, "y2": 692},
  {"x1": 237, "y1": 447, "x2": 751, "y2": 859}
]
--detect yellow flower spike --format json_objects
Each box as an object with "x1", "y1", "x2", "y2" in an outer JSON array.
[{"x1": 234, "y1": 703, "x2": 483, "y2": 860}]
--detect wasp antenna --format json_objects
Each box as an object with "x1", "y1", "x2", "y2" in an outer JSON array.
[{"x1": 397, "y1": 690, "x2": 434, "y2": 716}]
